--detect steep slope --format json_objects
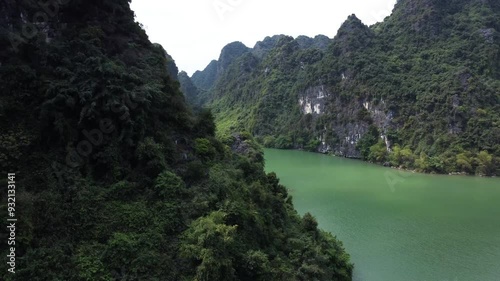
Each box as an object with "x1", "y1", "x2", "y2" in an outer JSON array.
[
  {"x1": 179, "y1": 70, "x2": 202, "y2": 106},
  {"x1": 0, "y1": 1, "x2": 353, "y2": 280},
  {"x1": 191, "y1": 59, "x2": 219, "y2": 90},
  {"x1": 191, "y1": 41, "x2": 249, "y2": 92},
  {"x1": 184, "y1": 35, "x2": 333, "y2": 144},
  {"x1": 193, "y1": 0, "x2": 500, "y2": 176}
]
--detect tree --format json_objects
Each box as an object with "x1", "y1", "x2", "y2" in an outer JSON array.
[
  {"x1": 389, "y1": 145, "x2": 415, "y2": 168},
  {"x1": 154, "y1": 170, "x2": 185, "y2": 198},
  {"x1": 356, "y1": 125, "x2": 380, "y2": 160},
  {"x1": 368, "y1": 141, "x2": 388, "y2": 163},
  {"x1": 194, "y1": 138, "x2": 217, "y2": 160},
  {"x1": 194, "y1": 109, "x2": 216, "y2": 137},
  {"x1": 180, "y1": 211, "x2": 237, "y2": 281},
  {"x1": 476, "y1": 150, "x2": 494, "y2": 176},
  {"x1": 456, "y1": 153, "x2": 473, "y2": 173},
  {"x1": 302, "y1": 212, "x2": 318, "y2": 232},
  {"x1": 415, "y1": 152, "x2": 431, "y2": 172}
]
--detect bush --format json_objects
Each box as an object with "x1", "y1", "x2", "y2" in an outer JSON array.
[
  {"x1": 194, "y1": 138, "x2": 217, "y2": 160},
  {"x1": 305, "y1": 139, "x2": 321, "y2": 152},
  {"x1": 180, "y1": 211, "x2": 238, "y2": 281},
  {"x1": 368, "y1": 141, "x2": 388, "y2": 163},
  {"x1": 136, "y1": 137, "x2": 167, "y2": 177},
  {"x1": 389, "y1": 145, "x2": 415, "y2": 168},
  {"x1": 456, "y1": 153, "x2": 473, "y2": 173},
  {"x1": 274, "y1": 135, "x2": 293, "y2": 149},
  {"x1": 263, "y1": 135, "x2": 276, "y2": 147},
  {"x1": 475, "y1": 150, "x2": 494, "y2": 176},
  {"x1": 154, "y1": 170, "x2": 185, "y2": 198},
  {"x1": 302, "y1": 212, "x2": 318, "y2": 232},
  {"x1": 356, "y1": 125, "x2": 380, "y2": 160}
]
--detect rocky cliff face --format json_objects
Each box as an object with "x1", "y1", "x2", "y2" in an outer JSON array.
[{"x1": 296, "y1": 84, "x2": 394, "y2": 157}]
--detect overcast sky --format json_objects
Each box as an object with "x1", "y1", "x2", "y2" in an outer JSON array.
[{"x1": 130, "y1": 0, "x2": 397, "y2": 76}]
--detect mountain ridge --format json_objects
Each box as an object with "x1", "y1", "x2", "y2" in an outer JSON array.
[{"x1": 183, "y1": 0, "x2": 500, "y2": 176}]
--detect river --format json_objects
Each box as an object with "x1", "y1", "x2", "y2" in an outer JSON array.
[{"x1": 264, "y1": 149, "x2": 500, "y2": 281}]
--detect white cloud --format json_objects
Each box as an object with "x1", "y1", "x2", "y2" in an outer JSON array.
[{"x1": 130, "y1": 0, "x2": 397, "y2": 76}]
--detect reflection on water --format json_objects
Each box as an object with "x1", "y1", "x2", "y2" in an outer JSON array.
[{"x1": 265, "y1": 149, "x2": 500, "y2": 281}]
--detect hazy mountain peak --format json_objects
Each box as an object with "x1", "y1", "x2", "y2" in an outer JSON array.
[{"x1": 218, "y1": 41, "x2": 250, "y2": 72}]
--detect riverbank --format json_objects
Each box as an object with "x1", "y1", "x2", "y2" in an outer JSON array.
[{"x1": 273, "y1": 147, "x2": 498, "y2": 178}]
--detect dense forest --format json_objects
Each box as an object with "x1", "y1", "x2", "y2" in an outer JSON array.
[
  {"x1": 186, "y1": 0, "x2": 500, "y2": 176},
  {"x1": 0, "y1": 0, "x2": 352, "y2": 280}
]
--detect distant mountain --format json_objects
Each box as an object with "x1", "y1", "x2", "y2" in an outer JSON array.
[
  {"x1": 295, "y1": 34, "x2": 331, "y2": 50},
  {"x1": 218, "y1": 41, "x2": 250, "y2": 73},
  {"x1": 178, "y1": 71, "x2": 199, "y2": 104},
  {"x1": 191, "y1": 59, "x2": 219, "y2": 90},
  {"x1": 185, "y1": 0, "x2": 500, "y2": 176},
  {"x1": 252, "y1": 35, "x2": 288, "y2": 58},
  {"x1": 187, "y1": 34, "x2": 332, "y2": 107},
  {"x1": 191, "y1": 41, "x2": 250, "y2": 91}
]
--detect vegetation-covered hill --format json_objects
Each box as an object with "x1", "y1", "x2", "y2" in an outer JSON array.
[
  {"x1": 0, "y1": 1, "x2": 352, "y2": 280},
  {"x1": 187, "y1": 0, "x2": 500, "y2": 176}
]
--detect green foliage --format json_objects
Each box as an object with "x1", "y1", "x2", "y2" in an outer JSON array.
[
  {"x1": 357, "y1": 125, "x2": 380, "y2": 160},
  {"x1": 456, "y1": 152, "x2": 473, "y2": 173},
  {"x1": 74, "y1": 244, "x2": 113, "y2": 281},
  {"x1": 194, "y1": 109, "x2": 217, "y2": 137},
  {"x1": 302, "y1": 212, "x2": 319, "y2": 232},
  {"x1": 136, "y1": 137, "x2": 168, "y2": 177},
  {"x1": 241, "y1": 250, "x2": 271, "y2": 279},
  {"x1": 306, "y1": 139, "x2": 322, "y2": 152},
  {"x1": 415, "y1": 152, "x2": 432, "y2": 173},
  {"x1": 263, "y1": 135, "x2": 276, "y2": 147},
  {"x1": 274, "y1": 135, "x2": 294, "y2": 149},
  {"x1": 368, "y1": 141, "x2": 388, "y2": 163},
  {"x1": 389, "y1": 145, "x2": 416, "y2": 169},
  {"x1": 194, "y1": 138, "x2": 217, "y2": 160},
  {"x1": 0, "y1": 3, "x2": 353, "y2": 281},
  {"x1": 181, "y1": 211, "x2": 238, "y2": 281},
  {"x1": 191, "y1": 1, "x2": 500, "y2": 175},
  {"x1": 154, "y1": 170, "x2": 186, "y2": 198},
  {"x1": 476, "y1": 150, "x2": 494, "y2": 176}
]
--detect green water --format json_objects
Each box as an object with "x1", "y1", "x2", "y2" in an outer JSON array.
[{"x1": 264, "y1": 149, "x2": 500, "y2": 281}]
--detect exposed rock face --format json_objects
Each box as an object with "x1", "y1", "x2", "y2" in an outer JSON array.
[
  {"x1": 299, "y1": 86, "x2": 327, "y2": 115},
  {"x1": 479, "y1": 28, "x2": 495, "y2": 43},
  {"x1": 362, "y1": 100, "x2": 394, "y2": 151},
  {"x1": 230, "y1": 134, "x2": 252, "y2": 155},
  {"x1": 296, "y1": 84, "x2": 395, "y2": 158}
]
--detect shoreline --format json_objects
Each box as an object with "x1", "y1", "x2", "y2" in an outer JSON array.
[{"x1": 267, "y1": 147, "x2": 498, "y2": 179}]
